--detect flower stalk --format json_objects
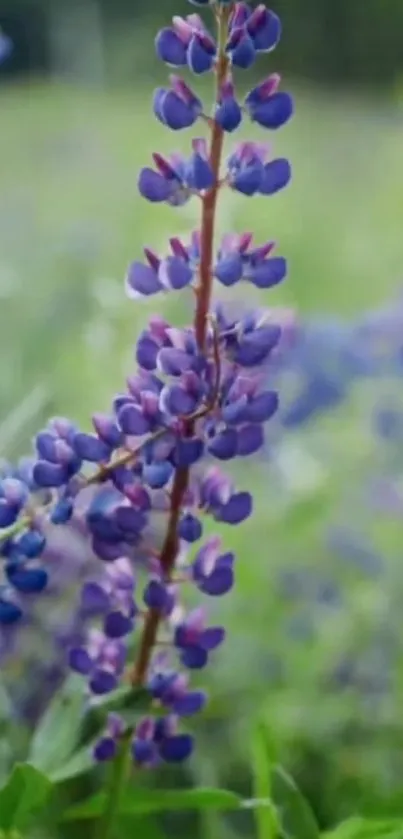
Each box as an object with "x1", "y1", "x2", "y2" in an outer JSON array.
[{"x1": 0, "y1": 0, "x2": 293, "y2": 780}]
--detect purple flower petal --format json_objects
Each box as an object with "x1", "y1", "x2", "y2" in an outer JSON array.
[
  {"x1": 143, "y1": 580, "x2": 170, "y2": 611},
  {"x1": 180, "y1": 645, "x2": 208, "y2": 669},
  {"x1": 155, "y1": 28, "x2": 187, "y2": 66},
  {"x1": 132, "y1": 739, "x2": 156, "y2": 765},
  {"x1": 160, "y1": 385, "x2": 198, "y2": 416},
  {"x1": 250, "y1": 92, "x2": 294, "y2": 129},
  {"x1": 35, "y1": 431, "x2": 57, "y2": 462},
  {"x1": 237, "y1": 424, "x2": 265, "y2": 456},
  {"x1": 178, "y1": 513, "x2": 203, "y2": 543},
  {"x1": 172, "y1": 691, "x2": 206, "y2": 717},
  {"x1": 174, "y1": 437, "x2": 204, "y2": 467},
  {"x1": 159, "y1": 256, "x2": 193, "y2": 290},
  {"x1": 185, "y1": 152, "x2": 214, "y2": 191},
  {"x1": 0, "y1": 599, "x2": 22, "y2": 624},
  {"x1": 231, "y1": 164, "x2": 263, "y2": 196},
  {"x1": 249, "y1": 257, "x2": 287, "y2": 289},
  {"x1": 199, "y1": 565, "x2": 234, "y2": 596},
  {"x1": 158, "y1": 348, "x2": 194, "y2": 376},
  {"x1": 118, "y1": 403, "x2": 150, "y2": 436},
  {"x1": 115, "y1": 505, "x2": 146, "y2": 535},
  {"x1": 81, "y1": 582, "x2": 110, "y2": 615},
  {"x1": 228, "y1": 31, "x2": 256, "y2": 69},
  {"x1": 245, "y1": 391, "x2": 279, "y2": 423},
  {"x1": 92, "y1": 538, "x2": 123, "y2": 562},
  {"x1": 104, "y1": 611, "x2": 133, "y2": 639},
  {"x1": 92, "y1": 414, "x2": 123, "y2": 448},
  {"x1": 90, "y1": 670, "x2": 118, "y2": 695},
  {"x1": 155, "y1": 90, "x2": 198, "y2": 131},
  {"x1": 143, "y1": 461, "x2": 174, "y2": 489},
  {"x1": 187, "y1": 34, "x2": 215, "y2": 74},
  {"x1": 214, "y1": 253, "x2": 243, "y2": 286},
  {"x1": 126, "y1": 262, "x2": 164, "y2": 298},
  {"x1": 69, "y1": 647, "x2": 92, "y2": 675},
  {"x1": 248, "y1": 8, "x2": 281, "y2": 52},
  {"x1": 138, "y1": 168, "x2": 172, "y2": 202},
  {"x1": 73, "y1": 433, "x2": 110, "y2": 463},
  {"x1": 234, "y1": 325, "x2": 281, "y2": 366},
  {"x1": 259, "y1": 158, "x2": 291, "y2": 195},
  {"x1": 219, "y1": 491, "x2": 253, "y2": 524},
  {"x1": 215, "y1": 98, "x2": 242, "y2": 133},
  {"x1": 15, "y1": 529, "x2": 45, "y2": 558},
  {"x1": 32, "y1": 460, "x2": 68, "y2": 488},
  {"x1": 159, "y1": 733, "x2": 194, "y2": 762},
  {"x1": 209, "y1": 428, "x2": 238, "y2": 460},
  {"x1": 0, "y1": 500, "x2": 19, "y2": 528},
  {"x1": 200, "y1": 627, "x2": 226, "y2": 650},
  {"x1": 222, "y1": 395, "x2": 249, "y2": 424},
  {"x1": 94, "y1": 737, "x2": 117, "y2": 762},
  {"x1": 136, "y1": 335, "x2": 159, "y2": 371}
]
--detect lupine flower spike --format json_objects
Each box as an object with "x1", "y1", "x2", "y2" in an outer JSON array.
[{"x1": 0, "y1": 0, "x2": 293, "y2": 772}]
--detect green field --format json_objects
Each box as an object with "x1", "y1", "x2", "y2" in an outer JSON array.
[
  {"x1": 1, "y1": 80, "x2": 403, "y2": 832},
  {"x1": 0, "y1": 81, "x2": 402, "y2": 441}
]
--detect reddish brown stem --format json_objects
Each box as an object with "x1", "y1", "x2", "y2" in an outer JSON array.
[
  {"x1": 130, "y1": 464, "x2": 188, "y2": 685},
  {"x1": 195, "y1": 71, "x2": 229, "y2": 347},
  {"x1": 130, "y1": 10, "x2": 230, "y2": 688}
]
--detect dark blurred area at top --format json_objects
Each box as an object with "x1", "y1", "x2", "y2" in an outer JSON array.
[{"x1": 0, "y1": 0, "x2": 402, "y2": 88}]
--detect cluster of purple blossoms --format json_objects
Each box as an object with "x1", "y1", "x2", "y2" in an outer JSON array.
[
  {"x1": 0, "y1": 0, "x2": 292, "y2": 769},
  {"x1": 139, "y1": 138, "x2": 290, "y2": 207}
]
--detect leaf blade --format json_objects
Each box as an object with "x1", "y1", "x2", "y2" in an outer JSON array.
[
  {"x1": 29, "y1": 675, "x2": 85, "y2": 774},
  {"x1": 0, "y1": 763, "x2": 52, "y2": 831},
  {"x1": 251, "y1": 720, "x2": 279, "y2": 839},
  {"x1": 271, "y1": 766, "x2": 320, "y2": 839},
  {"x1": 63, "y1": 786, "x2": 242, "y2": 821}
]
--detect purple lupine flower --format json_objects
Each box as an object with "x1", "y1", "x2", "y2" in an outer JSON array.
[
  {"x1": 126, "y1": 240, "x2": 194, "y2": 299},
  {"x1": 138, "y1": 142, "x2": 214, "y2": 207},
  {"x1": 33, "y1": 417, "x2": 82, "y2": 488},
  {"x1": 81, "y1": 556, "x2": 137, "y2": 638},
  {"x1": 94, "y1": 713, "x2": 126, "y2": 762},
  {"x1": 0, "y1": 0, "x2": 295, "y2": 772},
  {"x1": 0, "y1": 477, "x2": 28, "y2": 527},
  {"x1": 148, "y1": 654, "x2": 207, "y2": 715},
  {"x1": 215, "y1": 77, "x2": 243, "y2": 132},
  {"x1": 155, "y1": 4, "x2": 283, "y2": 77},
  {"x1": 154, "y1": 76, "x2": 203, "y2": 130},
  {"x1": 245, "y1": 74, "x2": 293, "y2": 129},
  {"x1": 227, "y1": 141, "x2": 291, "y2": 196},
  {"x1": 214, "y1": 233, "x2": 287, "y2": 288},
  {"x1": 191, "y1": 538, "x2": 234, "y2": 596},
  {"x1": 69, "y1": 627, "x2": 127, "y2": 695},
  {"x1": 173, "y1": 605, "x2": 226, "y2": 668},
  {"x1": 132, "y1": 714, "x2": 193, "y2": 765}
]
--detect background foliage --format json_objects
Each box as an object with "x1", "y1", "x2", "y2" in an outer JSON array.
[{"x1": 1, "y1": 0, "x2": 403, "y2": 85}]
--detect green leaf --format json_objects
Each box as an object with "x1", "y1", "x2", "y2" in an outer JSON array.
[
  {"x1": 29, "y1": 675, "x2": 85, "y2": 774},
  {"x1": 251, "y1": 720, "x2": 278, "y2": 839},
  {"x1": 85, "y1": 686, "x2": 150, "y2": 728},
  {"x1": 0, "y1": 763, "x2": 52, "y2": 831},
  {"x1": 49, "y1": 739, "x2": 97, "y2": 784},
  {"x1": 63, "y1": 786, "x2": 243, "y2": 821},
  {"x1": 117, "y1": 817, "x2": 166, "y2": 839},
  {"x1": 271, "y1": 766, "x2": 320, "y2": 839},
  {"x1": 38, "y1": 684, "x2": 149, "y2": 783},
  {"x1": 322, "y1": 818, "x2": 403, "y2": 839}
]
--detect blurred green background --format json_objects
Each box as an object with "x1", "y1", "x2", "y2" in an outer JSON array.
[{"x1": 1, "y1": 0, "x2": 403, "y2": 835}]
